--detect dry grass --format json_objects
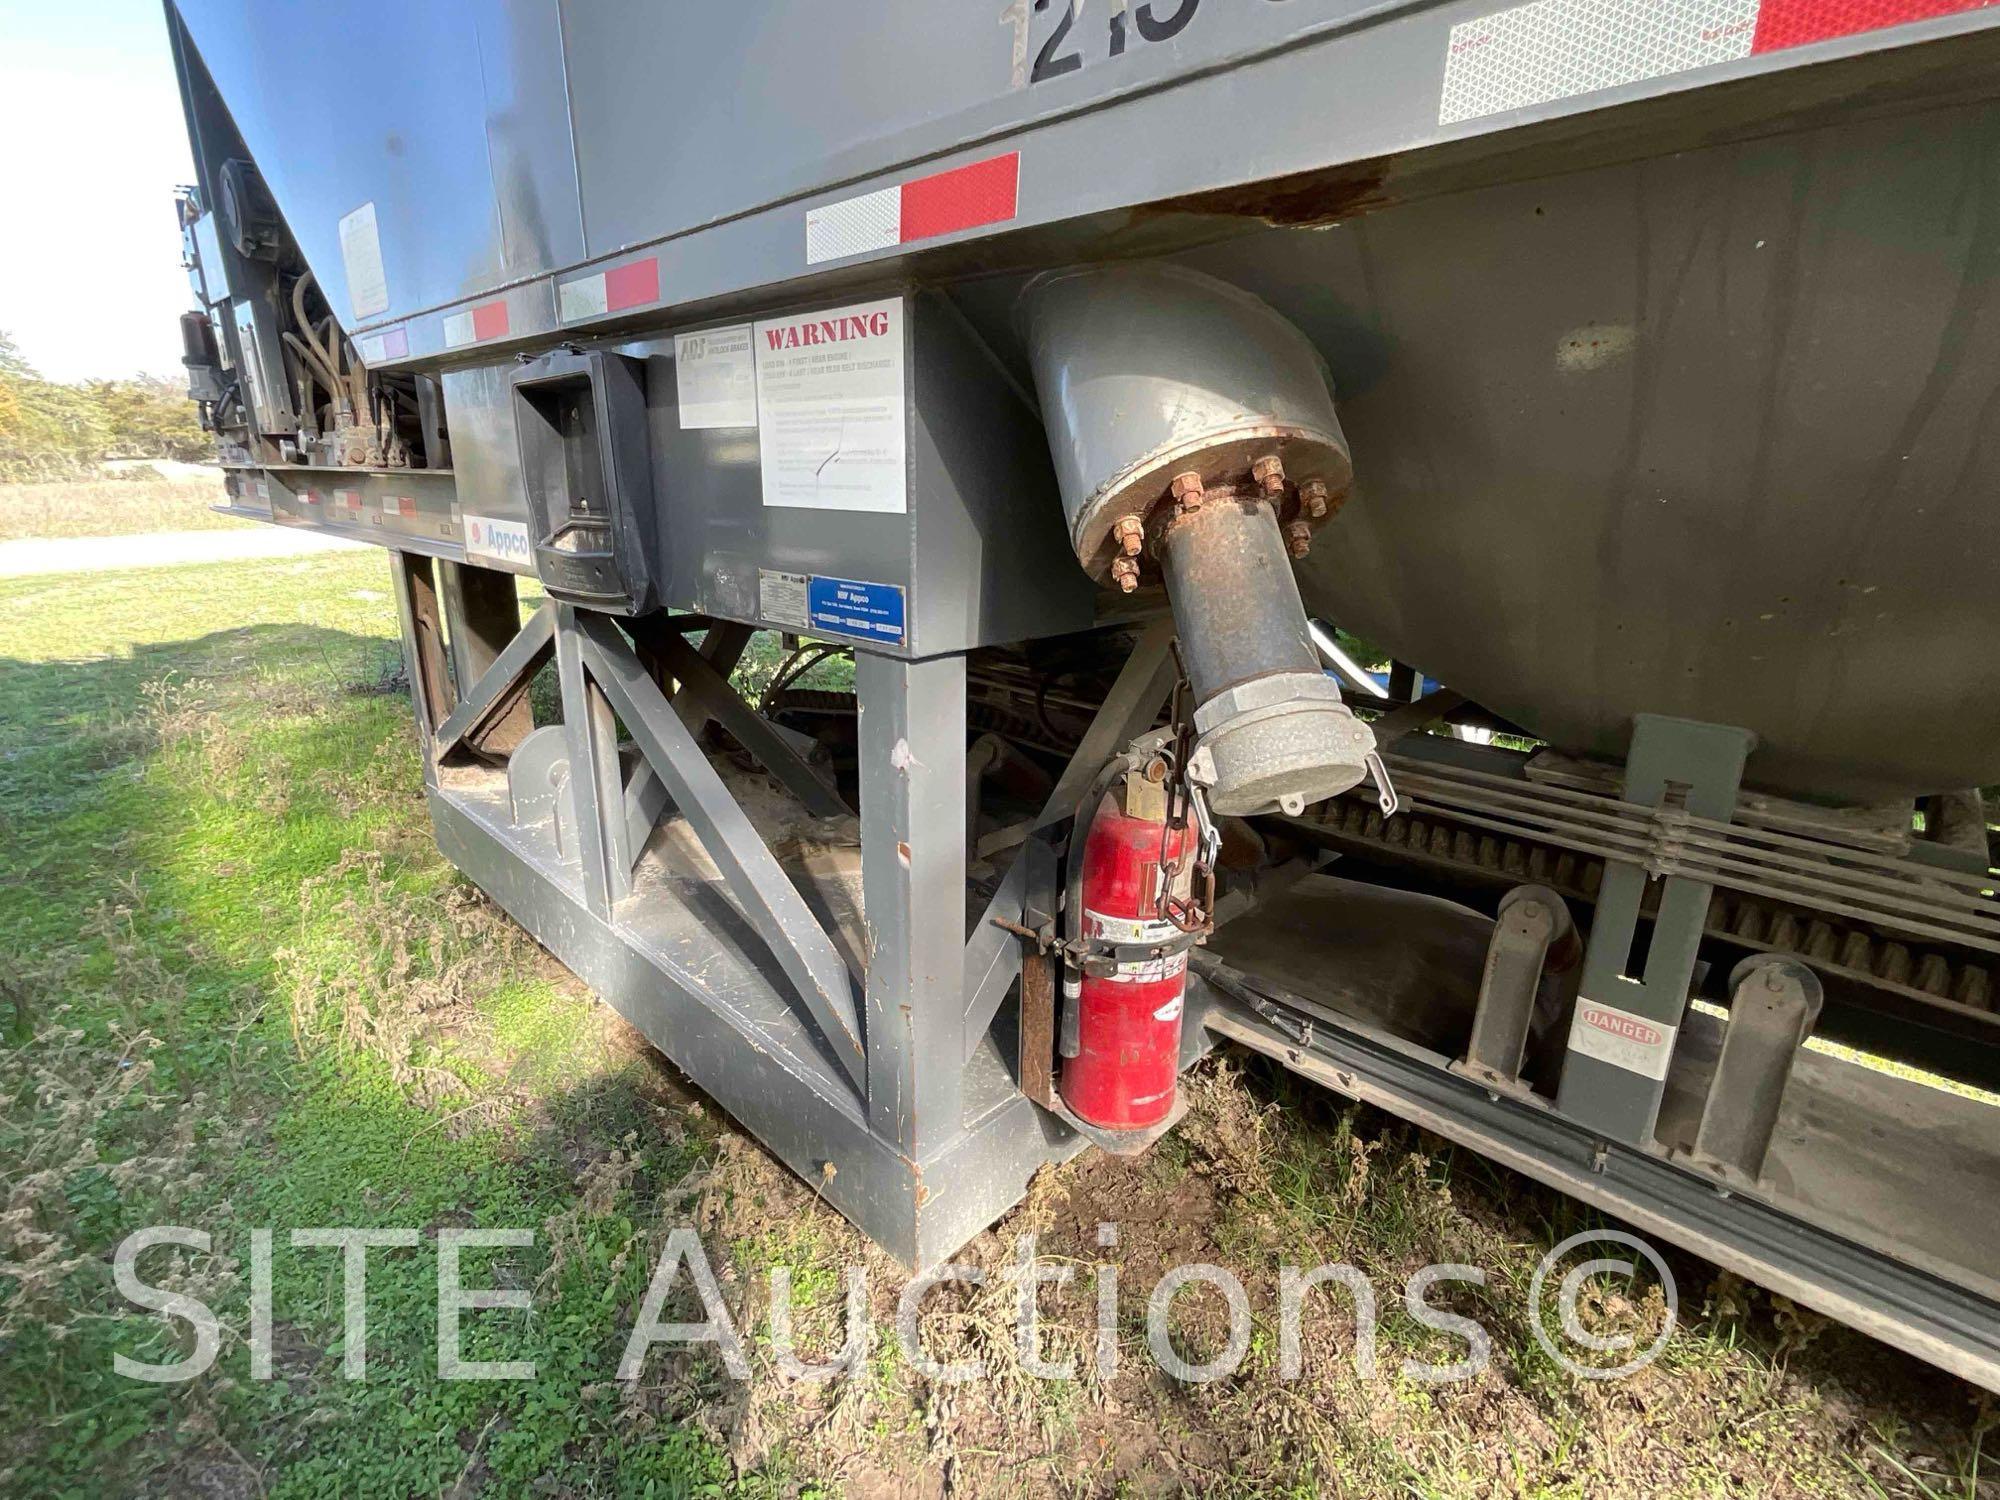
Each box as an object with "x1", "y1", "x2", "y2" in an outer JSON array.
[{"x1": 0, "y1": 470, "x2": 246, "y2": 541}]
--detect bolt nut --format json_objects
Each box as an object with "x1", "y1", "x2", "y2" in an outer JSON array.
[
  {"x1": 1285, "y1": 521, "x2": 1312, "y2": 559},
  {"x1": 1112, "y1": 514, "x2": 1146, "y2": 557},
  {"x1": 1299, "y1": 477, "x2": 1331, "y2": 519},
  {"x1": 1110, "y1": 556, "x2": 1141, "y2": 592},
  {"x1": 1169, "y1": 471, "x2": 1206, "y2": 509},
  {"x1": 1252, "y1": 454, "x2": 1287, "y2": 497}
]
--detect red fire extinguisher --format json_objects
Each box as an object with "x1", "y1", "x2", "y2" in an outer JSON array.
[{"x1": 1059, "y1": 780, "x2": 1197, "y2": 1138}]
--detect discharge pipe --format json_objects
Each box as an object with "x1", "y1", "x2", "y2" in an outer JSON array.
[{"x1": 1019, "y1": 264, "x2": 1375, "y2": 816}]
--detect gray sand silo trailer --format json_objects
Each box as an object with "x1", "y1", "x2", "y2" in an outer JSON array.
[{"x1": 163, "y1": 0, "x2": 2000, "y2": 1386}]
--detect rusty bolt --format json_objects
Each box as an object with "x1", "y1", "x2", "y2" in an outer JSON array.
[
  {"x1": 1112, "y1": 513, "x2": 1146, "y2": 557},
  {"x1": 1299, "y1": 477, "x2": 1331, "y2": 520},
  {"x1": 1109, "y1": 556, "x2": 1141, "y2": 593},
  {"x1": 1285, "y1": 521, "x2": 1312, "y2": 559},
  {"x1": 1252, "y1": 453, "x2": 1287, "y2": 498},
  {"x1": 1169, "y1": 471, "x2": 1205, "y2": 510}
]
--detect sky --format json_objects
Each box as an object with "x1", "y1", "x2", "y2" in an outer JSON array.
[{"x1": 0, "y1": 0, "x2": 197, "y2": 382}]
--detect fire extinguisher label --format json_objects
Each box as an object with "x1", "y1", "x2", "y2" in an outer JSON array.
[
  {"x1": 1151, "y1": 996, "x2": 1185, "y2": 1023},
  {"x1": 1084, "y1": 909, "x2": 1180, "y2": 945},
  {"x1": 1108, "y1": 952, "x2": 1188, "y2": 985}
]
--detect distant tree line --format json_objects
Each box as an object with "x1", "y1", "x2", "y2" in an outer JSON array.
[{"x1": 0, "y1": 330, "x2": 208, "y2": 481}]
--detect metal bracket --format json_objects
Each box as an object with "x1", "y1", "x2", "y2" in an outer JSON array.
[
  {"x1": 1683, "y1": 956, "x2": 1824, "y2": 1185},
  {"x1": 1455, "y1": 883, "x2": 1578, "y2": 1097}
]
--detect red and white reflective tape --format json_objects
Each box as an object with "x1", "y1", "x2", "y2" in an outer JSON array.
[
  {"x1": 441, "y1": 298, "x2": 510, "y2": 349},
  {"x1": 558, "y1": 256, "x2": 661, "y2": 323},
  {"x1": 355, "y1": 326, "x2": 408, "y2": 365},
  {"x1": 334, "y1": 488, "x2": 361, "y2": 512},
  {"x1": 805, "y1": 151, "x2": 1020, "y2": 266},
  {"x1": 1441, "y1": 0, "x2": 1995, "y2": 124}
]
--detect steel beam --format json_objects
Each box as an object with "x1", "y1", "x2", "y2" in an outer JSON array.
[
  {"x1": 857, "y1": 650, "x2": 970, "y2": 1159},
  {"x1": 673, "y1": 622, "x2": 753, "y2": 732},
  {"x1": 1037, "y1": 616, "x2": 1177, "y2": 831},
  {"x1": 430, "y1": 791, "x2": 1071, "y2": 1270},
  {"x1": 432, "y1": 602, "x2": 556, "y2": 762},
  {"x1": 573, "y1": 611, "x2": 867, "y2": 1093},
  {"x1": 1195, "y1": 961, "x2": 2000, "y2": 1395}
]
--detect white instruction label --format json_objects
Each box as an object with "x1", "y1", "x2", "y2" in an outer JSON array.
[
  {"x1": 1084, "y1": 910, "x2": 1180, "y2": 946},
  {"x1": 752, "y1": 298, "x2": 906, "y2": 513},
  {"x1": 338, "y1": 202, "x2": 390, "y2": 320},
  {"x1": 463, "y1": 514, "x2": 533, "y2": 569},
  {"x1": 1109, "y1": 952, "x2": 1187, "y2": 985},
  {"x1": 675, "y1": 325, "x2": 757, "y2": 429},
  {"x1": 1568, "y1": 996, "x2": 1679, "y2": 1081},
  {"x1": 758, "y1": 569, "x2": 810, "y2": 628}
]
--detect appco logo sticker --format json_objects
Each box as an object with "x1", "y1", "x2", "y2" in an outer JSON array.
[{"x1": 464, "y1": 515, "x2": 532, "y2": 565}]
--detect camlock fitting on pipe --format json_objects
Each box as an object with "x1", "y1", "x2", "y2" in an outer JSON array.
[{"x1": 1019, "y1": 264, "x2": 1377, "y2": 816}]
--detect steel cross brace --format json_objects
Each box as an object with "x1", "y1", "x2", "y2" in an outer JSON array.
[
  {"x1": 432, "y1": 600, "x2": 556, "y2": 762},
  {"x1": 569, "y1": 609, "x2": 868, "y2": 1093},
  {"x1": 640, "y1": 624, "x2": 849, "y2": 817}
]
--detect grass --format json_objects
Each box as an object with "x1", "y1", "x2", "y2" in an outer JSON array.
[
  {"x1": 0, "y1": 470, "x2": 248, "y2": 541},
  {"x1": 0, "y1": 548, "x2": 1993, "y2": 1497}
]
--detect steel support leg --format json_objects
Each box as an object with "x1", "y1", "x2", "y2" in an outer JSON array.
[
  {"x1": 390, "y1": 551, "x2": 454, "y2": 784},
  {"x1": 857, "y1": 651, "x2": 970, "y2": 1159},
  {"x1": 554, "y1": 604, "x2": 633, "y2": 914},
  {"x1": 1557, "y1": 714, "x2": 1755, "y2": 1145}
]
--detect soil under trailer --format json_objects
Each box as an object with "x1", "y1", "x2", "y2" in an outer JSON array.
[{"x1": 162, "y1": 0, "x2": 2000, "y2": 1390}]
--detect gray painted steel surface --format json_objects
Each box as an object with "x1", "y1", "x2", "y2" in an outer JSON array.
[{"x1": 171, "y1": 0, "x2": 2000, "y2": 797}]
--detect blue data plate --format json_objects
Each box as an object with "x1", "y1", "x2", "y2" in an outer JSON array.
[{"x1": 806, "y1": 575, "x2": 907, "y2": 646}]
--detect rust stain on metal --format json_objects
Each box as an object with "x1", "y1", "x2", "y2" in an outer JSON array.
[{"x1": 1140, "y1": 162, "x2": 1394, "y2": 229}]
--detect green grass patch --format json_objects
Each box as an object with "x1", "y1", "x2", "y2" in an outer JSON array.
[{"x1": 0, "y1": 552, "x2": 770, "y2": 1495}]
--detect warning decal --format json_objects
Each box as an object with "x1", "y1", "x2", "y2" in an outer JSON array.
[
  {"x1": 752, "y1": 298, "x2": 906, "y2": 514},
  {"x1": 1567, "y1": 995, "x2": 1680, "y2": 1081},
  {"x1": 338, "y1": 202, "x2": 390, "y2": 321}
]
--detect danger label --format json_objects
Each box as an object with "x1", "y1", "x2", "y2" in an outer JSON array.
[{"x1": 1568, "y1": 996, "x2": 1679, "y2": 1081}]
